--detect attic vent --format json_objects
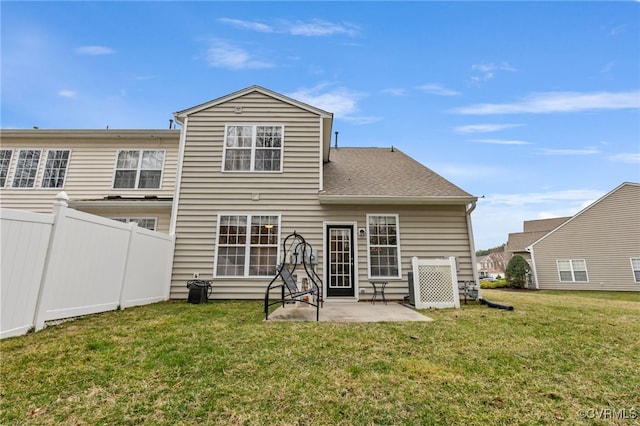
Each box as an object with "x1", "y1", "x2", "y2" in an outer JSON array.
[{"x1": 234, "y1": 106, "x2": 243, "y2": 114}]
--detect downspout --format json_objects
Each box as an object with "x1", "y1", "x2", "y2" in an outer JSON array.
[
  {"x1": 527, "y1": 245, "x2": 540, "y2": 290},
  {"x1": 169, "y1": 116, "x2": 187, "y2": 237},
  {"x1": 465, "y1": 201, "x2": 480, "y2": 295},
  {"x1": 319, "y1": 117, "x2": 324, "y2": 192}
]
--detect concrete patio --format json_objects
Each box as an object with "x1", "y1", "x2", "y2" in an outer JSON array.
[{"x1": 266, "y1": 301, "x2": 432, "y2": 322}]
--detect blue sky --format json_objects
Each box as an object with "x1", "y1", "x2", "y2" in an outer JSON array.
[{"x1": 2, "y1": 1, "x2": 639, "y2": 250}]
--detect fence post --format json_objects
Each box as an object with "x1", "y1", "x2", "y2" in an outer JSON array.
[
  {"x1": 33, "y1": 192, "x2": 70, "y2": 331},
  {"x1": 118, "y1": 221, "x2": 138, "y2": 309}
]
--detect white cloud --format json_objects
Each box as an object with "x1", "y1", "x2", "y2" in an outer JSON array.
[
  {"x1": 218, "y1": 18, "x2": 274, "y2": 33},
  {"x1": 608, "y1": 153, "x2": 640, "y2": 164},
  {"x1": 538, "y1": 147, "x2": 600, "y2": 155},
  {"x1": 601, "y1": 61, "x2": 615, "y2": 73},
  {"x1": 470, "y1": 62, "x2": 516, "y2": 84},
  {"x1": 75, "y1": 45, "x2": 116, "y2": 55},
  {"x1": 381, "y1": 88, "x2": 408, "y2": 97},
  {"x1": 455, "y1": 123, "x2": 523, "y2": 134},
  {"x1": 485, "y1": 189, "x2": 605, "y2": 207},
  {"x1": 472, "y1": 139, "x2": 531, "y2": 145},
  {"x1": 58, "y1": 90, "x2": 77, "y2": 98},
  {"x1": 218, "y1": 17, "x2": 359, "y2": 37},
  {"x1": 452, "y1": 91, "x2": 640, "y2": 115},
  {"x1": 472, "y1": 189, "x2": 602, "y2": 249},
  {"x1": 205, "y1": 40, "x2": 273, "y2": 69},
  {"x1": 418, "y1": 84, "x2": 461, "y2": 96},
  {"x1": 288, "y1": 19, "x2": 359, "y2": 37},
  {"x1": 287, "y1": 85, "x2": 360, "y2": 116}
]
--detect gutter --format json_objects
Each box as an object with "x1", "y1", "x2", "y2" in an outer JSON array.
[
  {"x1": 527, "y1": 245, "x2": 540, "y2": 290},
  {"x1": 169, "y1": 116, "x2": 188, "y2": 236},
  {"x1": 318, "y1": 194, "x2": 477, "y2": 205},
  {"x1": 465, "y1": 201, "x2": 480, "y2": 295},
  {"x1": 69, "y1": 200, "x2": 173, "y2": 209}
]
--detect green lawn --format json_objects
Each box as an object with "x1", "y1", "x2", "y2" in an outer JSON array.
[{"x1": 1, "y1": 290, "x2": 639, "y2": 425}]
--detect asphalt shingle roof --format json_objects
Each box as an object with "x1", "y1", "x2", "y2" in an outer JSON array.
[{"x1": 322, "y1": 147, "x2": 473, "y2": 198}]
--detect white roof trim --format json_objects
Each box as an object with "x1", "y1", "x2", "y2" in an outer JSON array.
[
  {"x1": 527, "y1": 181, "x2": 640, "y2": 250},
  {"x1": 174, "y1": 85, "x2": 333, "y2": 122}
]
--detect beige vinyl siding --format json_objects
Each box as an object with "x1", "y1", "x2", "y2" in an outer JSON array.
[
  {"x1": 532, "y1": 183, "x2": 640, "y2": 291},
  {"x1": 0, "y1": 131, "x2": 179, "y2": 233},
  {"x1": 170, "y1": 92, "x2": 325, "y2": 298},
  {"x1": 170, "y1": 91, "x2": 476, "y2": 300}
]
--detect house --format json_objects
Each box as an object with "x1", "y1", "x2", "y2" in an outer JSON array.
[
  {"x1": 505, "y1": 216, "x2": 570, "y2": 282},
  {"x1": 169, "y1": 86, "x2": 479, "y2": 300},
  {"x1": 1, "y1": 85, "x2": 480, "y2": 301},
  {"x1": 477, "y1": 251, "x2": 506, "y2": 279},
  {"x1": 0, "y1": 129, "x2": 180, "y2": 233},
  {"x1": 506, "y1": 182, "x2": 639, "y2": 291}
]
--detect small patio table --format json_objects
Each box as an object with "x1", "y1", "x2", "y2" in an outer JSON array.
[{"x1": 369, "y1": 281, "x2": 388, "y2": 305}]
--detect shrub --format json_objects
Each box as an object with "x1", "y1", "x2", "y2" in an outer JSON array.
[
  {"x1": 505, "y1": 255, "x2": 531, "y2": 288},
  {"x1": 480, "y1": 278, "x2": 508, "y2": 289}
]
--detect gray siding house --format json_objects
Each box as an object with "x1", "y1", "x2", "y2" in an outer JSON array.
[
  {"x1": 527, "y1": 182, "x2": 640, "y2": 291},
  {"x1": 169, "y1": 86, "x2": 479, "y2": 300}
]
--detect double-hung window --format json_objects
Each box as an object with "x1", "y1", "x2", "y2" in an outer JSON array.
[
  {"x1": 367, "y1": 214, "x2": 401, "y2": 278},
  {"x1": 215, "y1": 214, "x2": 280, "y2": 277},
  {"x1": 41, "y1": 150, "x2": 71, "y2": 188},
  {"x1": 12, "y1": 149, "x2": 41, "y2": 188},
  {"x1": 223, "y1": 125, "x2": 283, "y2": 172},
  {"x1": 631, "y1": 258, "x2": 640, "y2": 283},
  {"x1": 113, "y1": 150, "x2": 165, "y2": 189},
  {"x1": 0, "y1": 149, "x2": 12, "y2": 187},
  {"x1": 557, "y1": 259, "x2": 588, "y2": 282}
]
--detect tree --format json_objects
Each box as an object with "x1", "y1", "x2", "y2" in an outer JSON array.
[{"x1": 505, "y1": 255, "x2": 530, "y2": 289}]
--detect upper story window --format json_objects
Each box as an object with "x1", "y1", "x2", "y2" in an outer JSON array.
[
  {"x1": 111, "y1": 217, "x2": 157, "y2": 231},
  {"x1": 367, "y1": 214, "x2": 401, "y2": 278},
  {"x1": 113, "y1": 150, "x2": 165, "y2": 189},
  {"x1": 0, "y1": 149, "x2": 12, "y2": 187},
  {"x1": 223, "y1": 125, "x2": 283, "y2": 172},
  {"x1": 41, "y1": 150, "x2": 71, "y2": 188},
  {"x1": 557, "y1": 259, "x2": 588, "y2": 282},
  {"x1": 12, "y1": 149, "x2": 41, "y2": 188}
]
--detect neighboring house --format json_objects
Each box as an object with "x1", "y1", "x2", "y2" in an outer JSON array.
[
  {"x1": 506, "y1": 217, "x2": 570, "y2": 265},
  {"x1": 527, "y1": 182, "x2": 640, "y2": 291},
  {"x1": 169, "y1": 85, "x2": 479, "y2": 300},
  {"x1": 477, "y1": 251, "x2": 506, "y2": 278},
  {"x1": 0, "y1": 130, "x2": 180, "y2": 233},
  {"x1": 1, "y1": 85, "x2": 480, "y2": 301}
]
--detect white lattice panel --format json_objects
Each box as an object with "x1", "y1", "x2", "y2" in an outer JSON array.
[{"x1": 411, "y1": 257, "x2": 460, "y2": 309}]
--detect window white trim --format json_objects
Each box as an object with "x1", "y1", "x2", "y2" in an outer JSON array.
[
  {"x1": 41, "y1": 149, "x2": 71, "y2": 189},
  {"x1": 631, "y1": 258, "x2": 640, "y2": 283},
  {"x1": 11, "y1": 149, "x2": 42, "y2": 188},
  {"x1": 221, "y1": 124, "x2": 284, "y2": 173},
  {"x1": 109, "y1": 217, "x2": 157, "y2": 231},
  {"x1": 112, "y1": 149, "x2": 166, "y2": 189},
  {"x1": 214, "y1": 213, "x2": 282, "y2": 278},
  {"x1": 556, "y1": 259, "x2": 589, "y2": 282},
  {"x1": 0, "y1": 149, "x2": 13, "y2": 188},
  {"x1": 366, "y1": 213, "x2": 402, "y2": 279}
]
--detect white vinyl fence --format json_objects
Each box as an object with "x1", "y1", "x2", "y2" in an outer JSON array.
[{"x1": 1, "y1": 192, "x2": 175, "y2": 339}]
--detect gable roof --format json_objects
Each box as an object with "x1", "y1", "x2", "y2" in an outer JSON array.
[
  {"x1": 319, "y1": 147, "x2": 476, "y2": 205},
  {"x1": 529, "y1": 181, "x2": 640, "y2": 248},
  {"x1": 174, "y1": 85, "x2": 333, "y2": 121},
  {"x1": 174, "y1": 85, "x2": 334, "y2": 161},
  {"x1": 506, "y1": 230, "x2": 550, "y2": 253}
]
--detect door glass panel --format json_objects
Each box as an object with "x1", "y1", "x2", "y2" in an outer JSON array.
[{"x1": 329, "y1": 229, "x2": 352, "y2": 288}]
